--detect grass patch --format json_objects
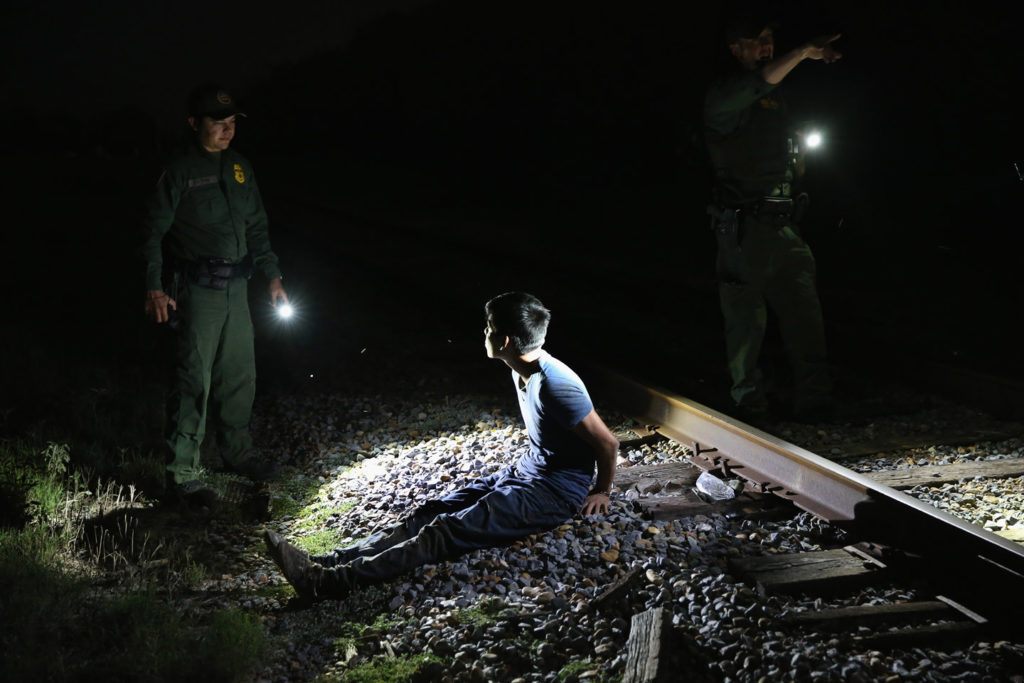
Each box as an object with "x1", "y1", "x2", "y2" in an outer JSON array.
[
  {"x1": 253, "y1": 583, "x2": 296, "y2": 600},
  {"x1": 0, "y1": 440, "x2": 75, "y2": 525},
  {"x1": 294, "y1": 527, "x2": 347, "y2": 555},
  {"x1": 559, "y1": 659, "x2": 604, "y2": 681},
  {"x1": 295, "y1": 498, "x2": 357, "y2": 530},
  {"x1": 0, "y1": 525, "x2": 267, "y2": 682},
  {"x1": 454, "y1": 596, "x2": 506, "y2": 627},
  {"x1": 331, "y1": 607, "x2": 412, "y2": 654},
  {"x1": 327, "y1": 653, "x2": 445, "y2": 682},
  {"x1": 295, "y1": 503, "x2": 337, "y2": 531},
  {"x1": 291, "y1": 495, "x2": 358, "y2": 555},
  {"x1": 181, "y1": 549, "x2": 209, "y2": 589},
  {"x1": 269, "y1": 475, "x2": 326, "y2": 518}
]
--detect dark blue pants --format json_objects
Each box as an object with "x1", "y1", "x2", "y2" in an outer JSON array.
[{"x1": 311, "y1": 466, "x2": 588, "y2": 595}]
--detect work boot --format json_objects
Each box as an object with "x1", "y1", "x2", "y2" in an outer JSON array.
[{"x1": 264, "y1": 529, "x2": 349, "y2": 601}]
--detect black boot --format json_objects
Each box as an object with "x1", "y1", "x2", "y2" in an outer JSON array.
[{"x1": 264, "y1": 529, "x2": 350, "y2": 601}]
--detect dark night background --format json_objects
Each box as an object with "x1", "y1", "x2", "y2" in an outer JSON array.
[{"x1": 2, "y1": 0, "x2": 1023, "y2": 422}]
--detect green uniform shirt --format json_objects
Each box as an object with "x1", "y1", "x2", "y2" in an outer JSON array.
[
  {"x1": 704, "y1": 68, "x2": 794, "y2": 206},
  {"x1": 142, "y1": 141, "x2": 282, "y2": 290}
]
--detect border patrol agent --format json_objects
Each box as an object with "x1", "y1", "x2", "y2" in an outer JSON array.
[
  {"x1": 704, "y1": 20, "x2": 841, "y2": 422},
  {"x1": 142, "y1": 84, "x2": 287, "y2": 500}
]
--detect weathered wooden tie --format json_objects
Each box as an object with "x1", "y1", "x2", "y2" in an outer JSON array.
[
  {"x1": 729, "y1": 546, "x2": 887, "y2": 596},
  {"x1": 867, "y1": 457, "x2": 1024, "y2": 489},
  {"x1": 622, "y1": 607, "x2": 712, "y2": 683}
]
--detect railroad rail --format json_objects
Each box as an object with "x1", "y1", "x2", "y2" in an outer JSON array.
[{"x1": 591, "y1": 368, "x2": 1024, "y2": 631}]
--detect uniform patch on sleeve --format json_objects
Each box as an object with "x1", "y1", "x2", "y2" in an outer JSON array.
[
  {"x1": 234, "y1": 164, "x2": 246, "y2": 184},
  {"x1": 187, "y1": 175, "x2": 219, "y2": 189}
]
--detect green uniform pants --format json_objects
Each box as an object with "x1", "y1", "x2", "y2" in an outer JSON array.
[
  {"x1": 165, "y1": 277, "x2": 256, "y2": 483},
  {"x1": 716, "y1": 215, "x2": 831, "y2": 413}
]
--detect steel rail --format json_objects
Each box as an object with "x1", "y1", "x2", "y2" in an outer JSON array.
[{"x1": 592, "y1": 369, "x2": 1024, "y2": 581}]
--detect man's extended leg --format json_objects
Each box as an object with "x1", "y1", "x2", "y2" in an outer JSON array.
[
  {"x1": 310, "y1": 474, "x2": 503, "y2": 567},
  {"x1": 272, "y1": 473, "x2": 582, "y2": 600}
]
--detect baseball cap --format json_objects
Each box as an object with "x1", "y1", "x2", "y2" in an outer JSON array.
[
  {"x1": 724, "y1": 18, "x2": 779, "y2": 44},
  {"x1": 187, "y1": 84, "x2": 246, "y2": 119}
]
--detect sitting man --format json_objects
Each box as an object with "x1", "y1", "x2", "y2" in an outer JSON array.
[{"x1": 265, "y1": 291, "x2": 620, "y2": 601}]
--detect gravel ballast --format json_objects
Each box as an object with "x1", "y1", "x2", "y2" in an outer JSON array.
[{"x1": 236, "y1": 387, "x2": 1024, "y2": 682}]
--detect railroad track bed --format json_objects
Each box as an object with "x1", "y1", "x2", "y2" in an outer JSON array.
[{"x1": 246, "y1": 381, "x2": 1024, "y2": 681}]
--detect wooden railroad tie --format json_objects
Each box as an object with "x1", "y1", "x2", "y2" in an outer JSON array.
[
  {"x1": 783, "y1": 595, "x2": 988, "y2": 649},
  {"x1": 867, "y1": 457, "x2": 1024, "y2": 489},
  {"x1": 613, "y1": 460, "x2": 791, "y2": 522},
  {"x1": 622, "y1": 606, "x2": 713, "y2": 683},
  {"x1": 729, "y1": 545, "x2": 887, "y2": 597}
]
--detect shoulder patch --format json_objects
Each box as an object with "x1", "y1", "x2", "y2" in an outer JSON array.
[{"x1": 234, "y1": 163, "x2": 246, "y2": 184}]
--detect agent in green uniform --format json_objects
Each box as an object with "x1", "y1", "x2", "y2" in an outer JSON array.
[
  {"x1": 703, "y1": 20, "x2": 841, "y2": 422},
  {"x1": 142, "y1": 84, "x2": 287, "y2": 499}
]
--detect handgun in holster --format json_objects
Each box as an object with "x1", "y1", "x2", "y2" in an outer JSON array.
[{"x1": 707, "y1": 205, "x2": 741, "y2": 248}]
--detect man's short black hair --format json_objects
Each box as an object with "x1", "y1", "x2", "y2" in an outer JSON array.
[{"x1": 485, "y1": 292, "x2": 550, "y2": 354}]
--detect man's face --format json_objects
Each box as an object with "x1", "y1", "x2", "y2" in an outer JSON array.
[
  {"x1": 484, "y1": 315, "x2": 505, "y2": 358},
  {"x1": 730, "y1": 28, "x2": 774, "y2": 69},
  {"x1": 190, "y1": 115, "x2": 236, "y2": 152}
]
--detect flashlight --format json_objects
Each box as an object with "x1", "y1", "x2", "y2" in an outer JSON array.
[
  {"x1": 804, "y1": 130, "x2": 823, "y2": 149},
  {"x1": 277, "y1": 303, "x2": 294, "y2": 320}
]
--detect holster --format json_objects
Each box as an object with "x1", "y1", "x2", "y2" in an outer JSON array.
[
  {"x1": 707, "y1": 205, "x2": 741, "y2": 248},
  {"x1": 752, "y1": 197, "x2": 793, "y2": 227}
]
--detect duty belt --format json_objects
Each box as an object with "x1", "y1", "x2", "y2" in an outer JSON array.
[
  {"x1": 753, "y1": 196, "x2": 793, "y2": 217},
  {"x1": 746, "y1": 196, "x2": 798, "y2": 228},
  {"x1": 180, "y1": 255, "x2": 253, "y2": 290}
]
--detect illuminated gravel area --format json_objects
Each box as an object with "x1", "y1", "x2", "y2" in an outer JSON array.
[
  {"x1": 842, "y1": 437, "x2": 1024, "y2": 539},
  {"x1": 250, "y1": 391, "x2": 1024, "y2": 682}
]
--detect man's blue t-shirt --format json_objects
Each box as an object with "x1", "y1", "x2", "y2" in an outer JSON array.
[{"x1": 512, "y1": 351, "x2": 595, "y2": 488}]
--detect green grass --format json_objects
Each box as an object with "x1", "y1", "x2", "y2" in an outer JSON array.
[
  {"x1": 269, "y1": 475, "x2": 328, "y2": 518},
  {"x1": 559, "y1": 659, "x2": 604, "y2": 681},
  {"x1": 326, "y1": 653, "x2": 445, "y2": 682},
  {"x1": 295, "y1": 503, "x2": 338, "y2": 531},
  {"x1": 289, "y1": 495, "x2": 358, "y2": 555},
  {"x1": 331, "y1": 612, "x2": 412, "y2": 656},
  {"x1": 1, "y1": 440, "x2": 73, "y2": 524},
  {"x1": 294, "y1": 527, "x2": 348, "y2": 555},
  {"x1": 0, "y1": 321, "x2": 273, "y2": 681},
  {"x1": 453, "y1": 596, "x2": 506, "y2": 627},
  {"x1": 0, "y1": 525, "x2": 268, "y2": 682},
  {"x1": 181, "y1": 550, "x2": 210, "y2": 589}
]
